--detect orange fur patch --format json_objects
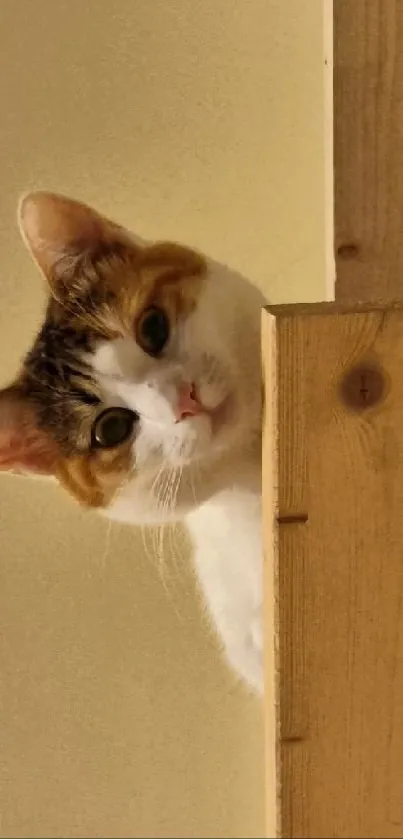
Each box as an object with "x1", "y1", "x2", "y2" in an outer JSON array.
[{"x1": 56, "y1": 438, "x2": 134, "y2": 508}]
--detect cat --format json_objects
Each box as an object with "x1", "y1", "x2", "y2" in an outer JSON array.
[{"x1": 0, "y1": 192, "x2": 265, "y2": 694}]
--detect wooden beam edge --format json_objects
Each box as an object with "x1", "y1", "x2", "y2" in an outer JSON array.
[
  {"x1": 264, "y1": 300, "x2": 403, "y2": 318},
  {"x1": 261, "y1": 308, "x2": 281, "y2": 838}
]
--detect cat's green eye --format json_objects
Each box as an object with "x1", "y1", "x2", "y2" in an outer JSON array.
[
  {"x1": 92, "y1": 408, "x2": 138, "y2": 449},
  {"x1": 136, "y1": 306, "x2": 170, "y2": 356}
]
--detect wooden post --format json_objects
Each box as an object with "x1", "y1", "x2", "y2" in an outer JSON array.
[
  {"x1": 262, "y1": 301, "x2": 403, "y2": 838},
  {"x1": 334, "y1": 1, "x2": 403, "y2": 301}
]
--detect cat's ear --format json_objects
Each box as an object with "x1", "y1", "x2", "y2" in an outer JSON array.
[
  {"x1": 17, "y1": 191, "x2": 135, "y2": 287},
  {"x1": 0, "y1": 386, "x2": 58, "y2": 476}
]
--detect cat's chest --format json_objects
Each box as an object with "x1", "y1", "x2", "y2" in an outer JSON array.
[{"x1": 185, "y1": 487, "x2": 262, "y2": 601}]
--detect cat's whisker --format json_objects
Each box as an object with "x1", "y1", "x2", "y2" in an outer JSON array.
[
  {"x1": 148, "y1": 462, "x2": 165, "y2": 559},
  {"x1": 188, "y1": 458, "x2": 201, "y2": 508},
  {"x1": 99, "y1": 518, "x2": 114, "y2": 572},
  {"x1": 158, "y1": 467, "x2": 189, "y2": 622},
  {"x1": 141, "y1": 523, "x2": 178, "y2": 617},
  {"x1": 166, "y1": 467, "x2": 185, "y2": 585},
  {"x1": 145, "y1": 463, "x2": 180, "y2": 598},
  {"x1": 140, "y1": 521, "x2": 153, "y2": 567}
]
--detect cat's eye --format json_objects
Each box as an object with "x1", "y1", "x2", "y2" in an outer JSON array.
[
  {"x1": 92, "y1": 408, "x2": 138, "y2": 449},
  {"x1": 136, "y1": 306, "x2": 170, "y2": 356}
]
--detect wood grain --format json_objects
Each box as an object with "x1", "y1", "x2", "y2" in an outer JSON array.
[
  {"x1": 263, "y1": 303, "x2": 403, "y2": 837},
  {"x1": 334, "y1": 0, "x2": 403, "y2": 300}
]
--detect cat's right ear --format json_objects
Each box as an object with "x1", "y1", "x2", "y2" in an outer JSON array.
[
  {"x1": 0, "y1": 386, "x2": 58, "y2": 476},
  {"x1": 17, "y1": 191, "x2": 135, "y2": 289}
]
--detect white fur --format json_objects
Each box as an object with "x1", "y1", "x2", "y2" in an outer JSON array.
[{"x1": 92, "y1": 258, "x2": 265, "y2": 694}]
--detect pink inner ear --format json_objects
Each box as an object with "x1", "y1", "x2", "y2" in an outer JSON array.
[
  {"x1": 0, "y1": 430, "x2": 55, "y2": 474},
  {"x1": 0, "y1": 391, "x2": 58, "y2": 475},
  {"x1": 18, "y1": 191, "x2": 131, "y2": 283}
]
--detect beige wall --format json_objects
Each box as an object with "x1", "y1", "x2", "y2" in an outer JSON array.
[{"x1": 0, "y1": 1, "x2": 332, "y2": 837}]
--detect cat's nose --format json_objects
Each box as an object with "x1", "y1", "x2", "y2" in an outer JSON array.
[{"x1": 175, "y1": 382, "x2": 204, "y2": 422}]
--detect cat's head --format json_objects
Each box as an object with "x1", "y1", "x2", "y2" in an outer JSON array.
[{"x1": 0, "y1": 192, "x2": 262, "y2": 521}]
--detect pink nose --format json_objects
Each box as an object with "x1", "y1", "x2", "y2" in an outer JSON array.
[{"x1": 175, "y1": 382, "x2": 204, "y2": 422}]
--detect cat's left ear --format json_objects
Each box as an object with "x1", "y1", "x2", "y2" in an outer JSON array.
[
  {"x1": 17, "y1": 191, "x2": 136, "y2": 289},
  {"x1": 0, "y1": 386, "x2": 58, "y2": 476}
]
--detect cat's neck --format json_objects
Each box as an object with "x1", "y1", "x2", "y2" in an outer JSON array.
[{"x1": 181, "y1": 441, "x2": 261, "y2": 512}]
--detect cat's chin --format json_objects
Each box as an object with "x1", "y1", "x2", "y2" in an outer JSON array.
[{"x1": 164, "y1": 392, "x2": 237, "y2": 468}]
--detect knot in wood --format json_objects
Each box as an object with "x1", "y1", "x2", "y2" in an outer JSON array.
[
  {"x1": 337, "y1": 242, "x2": 359, "y2": 260},
  {"x1": 340, "y1": 364, "x2": 385, "y2": 411}
]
